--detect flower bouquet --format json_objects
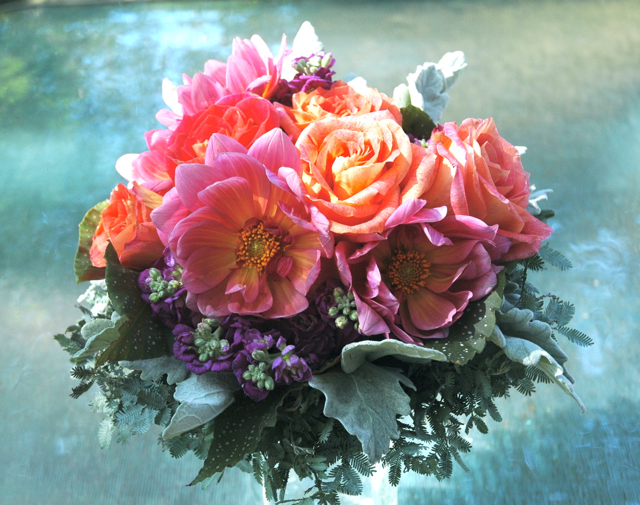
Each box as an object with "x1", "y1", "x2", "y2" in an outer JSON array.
[{"x1": 56, "y1": 22, "x2": 592, "y2": 504}]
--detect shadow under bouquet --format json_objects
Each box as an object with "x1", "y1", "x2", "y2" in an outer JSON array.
[{"x1": 56, "y1": 22, "x2": 592, "y2": 504}]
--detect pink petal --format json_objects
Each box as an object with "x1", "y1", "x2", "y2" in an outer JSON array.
[
  {"x1": 151, "y1": 190, "x2": 190, "y2": 246},
  {"x1": 262, "y1": 278, "x2": 309, "y2": 318},
  {"x1": 115, "y1": 153, "x2": 139, "y2": 182},
  {"x1": 353, "y1": 293, "x2": 390, "y2": 336},
  {"x1": 167, "y1": 206, "x2": 228, "y2": 253},
  {"x1": 286, "y1": 248, "x2": 321, "y2": 295},
  {"x1": 422, "y1": 223, "x2": 453, "y2": 247},
  {"x1": 204, "y1": 133, "x2": 247, "y2": 167},
  {"x1": 182, "y1": 247, "x2": 235, "y2": 294},
  {"x1": 176, "y1": 220, "x2": 236, "y2": 259},
  {"x1": 197, "y1": 176, "x2": 258, "y2": 228},
  {"x1": 228, "y1": 277, "x2": 273, "y2": 315},
  {"x1": 248, "y1": 129, "x2": 302, "y2": 175},
  {"x1": 214, "y1": 153, "x2": 272, "y2": 214},
  {"x1": 195, "y1": 283, "x2": 232, "y2": 317},
  {"x1": 406, "y1": 289, "x2": 461, "y2": 331},
  {"x1": 225, "y1": 267, "x2": 261, "y2": 303},
  {"x1": 384, "y1": 199, "x2": 427, "y2": 229},
  {"x1": 175, "y1": 163, "x2": 219, "y2": 212},
  {"x1": 433, "y1": 215, "x2": 498, "y2": 243}
]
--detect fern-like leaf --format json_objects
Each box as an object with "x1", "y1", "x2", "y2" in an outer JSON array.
[
  {"x1": 71, "y1": 381, "x2": 94, "y2": 399},
  {"x1": 557, "y1": 326, "x2": 594, "y2": 347},
  {"x1": 539, "y1": 244, "x2": 572, "y2": 271},
  {"x1": 515, "y1": 377, "x2": 536, "y2": 396},
  {"x1": 522, "y1": 254, "x2": 545, "y2": 271}
]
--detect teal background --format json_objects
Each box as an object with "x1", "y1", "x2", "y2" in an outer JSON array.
[{"x1": 1, "y1": 0, "x2": 639, "y2": 503}]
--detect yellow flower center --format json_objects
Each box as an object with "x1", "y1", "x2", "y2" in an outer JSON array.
[
  {"x1": 387, "y1": 250, "x2": 431, "y2": 295},
  {"x1": 235, "y1": 222, "x2": 281, "y2": 272}
]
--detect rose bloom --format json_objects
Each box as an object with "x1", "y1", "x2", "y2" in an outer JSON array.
[
  {"x1": 420, "y1": 119, "x2": 552, "y2": 261},
  {"x1": 90, "y1": 183, "x2": 165, "y2": 270},
  {"x1": 277, "y1": 80, "x2": 402, "y2": 142},
  {"x1": 116, "y1": 93, "x2": 280, "y2": 195},
  {"x1": 295, "y1": 111, "x2": 431, "y2": 238}
]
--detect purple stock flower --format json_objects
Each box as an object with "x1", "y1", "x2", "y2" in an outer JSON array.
[
  {"x1": 172, "y1": 320, "x2": 241, "y2": 374},
  {"x1": 139, "y1": 248, "x2": 201, "y2": 330},
  {"x1": 232, "y1": 350, "x2": 271, "y2": 402},
  {"x1": 272, "y1": 52, "x2": 336, "y2": 106},
  {"x1": 272, "y1": 337, "x2": 312, "y2": 385}
]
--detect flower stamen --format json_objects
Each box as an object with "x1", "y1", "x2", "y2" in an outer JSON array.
[
  {"x1": 388, "y1": 250, "x2": 431, "y2": 294},
  {"x1": 236, "y1": 222, "x2": 282, "y2": 272}
]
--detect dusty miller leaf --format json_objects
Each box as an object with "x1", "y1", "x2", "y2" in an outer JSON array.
[
  {"x1": 120, "y1": 355, "x2": 189, "y2": 385},
  {"x1": 74, "y1": 312, "x2": 123, "y2": 359},
  {"x1": 309, "y1": 362, "x2": 415, "y2": 463},
  {"x1": 490, "y1": 306, "x2": 585, "y2": 412},
  {"x1": 163, "y1": 373, "x2": 239, "y2": 440},
  {"x1": 341, "y1": 339, "x2": 447, "y2": 374}
]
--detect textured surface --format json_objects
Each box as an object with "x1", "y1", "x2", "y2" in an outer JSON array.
[{"x1": 1, "y1": 0, "x2": 639, "y2": 503}]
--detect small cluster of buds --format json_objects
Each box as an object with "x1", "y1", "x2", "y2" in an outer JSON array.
[
  {"x1": 327, "y1": 287, "x2": 359, "y2": 331},
  {"x1": 146, "y1": 265, "x2": 183, "y2": 303},
  {"x1": 293, "y1": 52, "x2": 334, "y2": 76}
]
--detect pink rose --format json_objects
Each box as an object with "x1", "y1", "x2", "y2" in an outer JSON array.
[{"x1": 420, "y1": 119, "x2": 552, "y2": 261}]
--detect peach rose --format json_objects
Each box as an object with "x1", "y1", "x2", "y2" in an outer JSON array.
[
  {"x1": 90, "y1": 183, "x2": 165, "y2": 270},
  {"x1": 277, "y1": 80, "x2": 402, "y2": 142},
  {"x1": 295, "y1": 111, "x2": 431, "y2": 237},
  {"x1": 420, "y1": 119, "x2": 552, "y2": 261}
]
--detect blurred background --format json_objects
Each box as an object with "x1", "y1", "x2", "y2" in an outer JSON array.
[{"x1": 1, "y1": 0, "x2": 639, "y2": 503}]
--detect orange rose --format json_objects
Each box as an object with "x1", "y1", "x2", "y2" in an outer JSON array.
[
  {"x1": 90, "y1": 183, "x2": 165, "y2": 269},
  {"x1": 420, "y1": 119, "x2": 552, "y2": 261},
  {"x1": 296, "y1": 111, "x2": 430, "y2": 237},
  {"x1": 277, "y1": 80, "x2": 402, "y2": 142}
]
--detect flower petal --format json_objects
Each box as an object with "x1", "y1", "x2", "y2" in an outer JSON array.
[
  {"x1": 248, "y1": 128, "x2": 302, "y2": 175},
  {"x1": 263, "y1": 278, "x2": 309, "y2": 318}
]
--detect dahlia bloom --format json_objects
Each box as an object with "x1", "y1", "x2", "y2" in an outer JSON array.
[
  {"x1": 336, "y1": 213, "x2": 501, "y2": 343},
  {"x1": 156, "y1": 34, "x2": 289, "y2": 128},
  {"x1": 420, "y1": 119, "x2": 553, "y2": 262},
  {"x1": 151, "y1": 132, "x2": 328, "y2": 319}
]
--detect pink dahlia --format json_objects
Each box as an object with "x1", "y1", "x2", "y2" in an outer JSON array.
[
  {"x1": 151, "y1": 132, "x2": 328, "y2": 319},
  {"x1": 336, "y1": 213, "x2": 501, "y2": 343},
  {"x1": 157, "y1": 34, "x2": 288, "y2": 127}
]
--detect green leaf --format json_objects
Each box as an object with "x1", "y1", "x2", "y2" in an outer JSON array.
[
  {"x1": 423, "y1": 271, "x2": 506, "y2": 365},
  {"x1": 309, "y1": 362, "x2": 415, "y2": 463},
  {"x1": 400, "y1": 104, "x2": 436, "y2": 140},
  {"x1": 96, "y1": 243, "x2": 173, "y2": 366},
  {"x1": 74, "y1": 200, "x2": 108, "y2": 283},
  {"x1": 189, "y1": 385, "x2": 295, "y2": 486},
  {"x1": 340, "y1": 339, "x2": 447, "y2": 374},
  {"x1": 522, "y1": 254, "x2": 545, "y2": 271},
  {"x1": 557, "y1": 326, "x2": 594, "y2": 347},
  {"x1": 538, "y1": 243, "x2": 572, "y2": 271},
  {"x1": 163, "y1": 373, "x2": 239, "y2": 440}
]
